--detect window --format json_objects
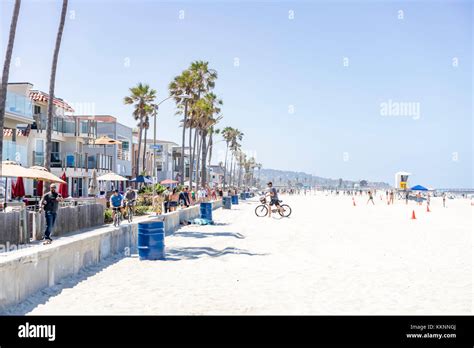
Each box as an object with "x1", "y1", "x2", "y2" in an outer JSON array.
[
  {"x1": 51, "y1": 142, "x2": 61, "y2": 165},
  {"x1": 34, "y1": 105, "x2": 41, "y2": 114}
]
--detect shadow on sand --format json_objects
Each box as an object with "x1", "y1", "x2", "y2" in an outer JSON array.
[
  {"x1": 165, "y1": 246, "x2": 268, "y2": 261},
  {"x1": 174, "y1": 231, "x2": 245, "y2": 239},
  {"x1": 0, "y1": 254, "x2": 125, "y2": 315}
]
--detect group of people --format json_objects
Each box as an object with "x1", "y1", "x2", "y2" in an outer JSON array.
[{"x1": 162, "y1": 186, "x2": 222, "y2": 213}]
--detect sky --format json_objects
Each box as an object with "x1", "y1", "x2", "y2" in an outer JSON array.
[{"x1": 1, "y1": 0, "x2": 472, "y2": 188}]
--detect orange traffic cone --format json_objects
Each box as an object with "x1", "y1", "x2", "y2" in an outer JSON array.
[
  {"x1": 352, "y1": 197, "x2": 356, "y2": 206},
  {"x1": 411, "y1": 210, "x2": 416, "y2": 219},
  {"x1": 427, "y1": 205, "x2": 430, "y2": 212}
]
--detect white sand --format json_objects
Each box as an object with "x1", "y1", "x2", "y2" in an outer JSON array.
[{"x1": 5, "y1": 193, "x2": 473, "y2": 315}]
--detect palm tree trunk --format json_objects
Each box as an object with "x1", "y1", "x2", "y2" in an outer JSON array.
[
  {"x1": 207, "y1": 132, "x2": 212, "y2": 168},
  {"x1": 223, "y1": 143, "x2": 229, "y2": 190},
  {"x1": 136, "y1": 126, "x2": 142, "y2": 178},
  {"x1": 188, "y1": 125, "x2": 192, "y2": 188},
  {"x1": 191, "y1": 127, "x2": 198, "y2": 188},
  {"x1": 180, "y1": 101, "x2": 188, "y2": 185},
  {"x1": 142, "y1": 123, "x2": 148, "y2": 173},
  {"x1": 0, "y1": 0, "x2": 21, "y2": 176},
  {"x1": 200, "y1": 129, "x2": 208, "y2": 188},
  {"x1": 45, "y1": 0, "x2": 68, "y2": 192},
  {"x1": 195, "y1": 131, "x2": 202, "y2": 189},
  {"x1": 229, "y1": 154, "x2": 234, "y2": 187}
]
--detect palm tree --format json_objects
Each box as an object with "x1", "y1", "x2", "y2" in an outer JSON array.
[
  {"x1": 169, "y1": 69, "x2": 195, "y2": 185},
  {"x1": 221, "y1": 127, "x2": 234, "y2": 189},
  {"x1": 0, "y1": 0, "x2": 21, "y2": 174},
  {"x1": 124, "y1": 83, "x2": 157, "y2": 178},
  {"x1": 198, "y1": 93, "x2": 222, "y2": 188},
  {"x1": 44, "y1": 0, "x2": 68, "y2": 180},
  {"x1": 189, "y1": 61, "x2": 218, "y2": 187},
  {"x1": 207, "y1": 126, "x2": 219, "y2": 168}
]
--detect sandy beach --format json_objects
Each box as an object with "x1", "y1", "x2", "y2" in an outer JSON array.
[{"x1": 4, "y1": 193, "x2": 472, "y2": 315}]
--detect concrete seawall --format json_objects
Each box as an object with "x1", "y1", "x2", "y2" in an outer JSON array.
[{"x1": 0, "y1": 200, "x2": 223, "y2": 312}]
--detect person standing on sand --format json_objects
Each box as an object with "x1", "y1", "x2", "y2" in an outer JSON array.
[
  {"x1": 389, "y1": 190, "x2": 394, "y2": 205},
  {"x1": 367, "y1": 190, "x2": 375, "y2": 205},
  {"x1": 266, "y1": 181, "x2": 282, "y2": 218},
  {"x1": 443, "y1": 193, "x2": 446, "y2": 208},
  {"x1": 405, "y1": 191, "x2": 409, "y2": 205},
  {"x1": 426, "y1": 193, "x2": 431, "y2": 208},
  {"x1": 39, "y1": 183, "x2": 64, "y2": 244}
]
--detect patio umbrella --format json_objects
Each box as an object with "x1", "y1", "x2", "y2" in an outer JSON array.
[
  {"x1": 130, "y1": 175, "x2": 153, "y2": 184},
  {"x1": 94, "y1": 135, "x2": 122, "y2": 157},
  {"x1": 27, "y1": 166, "x2": 66, "y2": 184},
  {"x1": 36, "y1": 180, "x2": 44, "y2": 197},
  {"x1": 0, "y1": 160, "x2": 32, "y2": 178},
  {"x1": 88, "y1": 169, "x2": 99, "y2": 196},
  {"x1": 0, "y1": 161, "x2": 31, "y2": 202},
  {"x1": 59, "y1": 172, "x2": 68, "y2": 197},
  {"x1": 14, "y1": 177, "x2": 25, "y2": 198},
  {"x1": 411, "y1": 185, "x2": 428, "y2": 191},
  {"x1": 97, "y1": 172, "x2": 128, "y2": 181},
  {"x1": 160, "y1": 179, "x2": 179, "y2": 185}
]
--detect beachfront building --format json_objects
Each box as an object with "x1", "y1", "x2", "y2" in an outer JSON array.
[
  {"x1": 137, "y1": 139, "x2": 179, "y2": 182},
  {"x1": 209, "y1": 164, "x2": 225, "y2": 187},
  {"x1": 3, "y1": 83, "x2": 109, "y2": 198},
  {"x1": 2, "y1": 83, "x2": 35, "y2": 166},
  {"x1": 75, "y1": 115, "x2": 133, "y2": 192},
  {"x1": 172, "y1": 146, "x2": 191, "y2": 183}
]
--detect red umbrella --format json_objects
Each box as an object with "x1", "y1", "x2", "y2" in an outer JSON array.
[
  {"x1": 11, "y1": 179, "x2": 16, "y2": 198},
  {"x1": 14, "y1": 177, "x2": 25, "y2": 198},
  {"x1": 36, "y1": 180, "x2": 43, "y2": 197},
  {"x1": 59, "y1": 172, "x2": 68, "y2": 197}
]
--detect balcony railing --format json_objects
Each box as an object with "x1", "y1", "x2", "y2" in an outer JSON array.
[
  {"x1": 5, "y1": 91, "x2": 33, "y2": 119},
  {"x1": 32, "y1": 151, "x2": 112, "y2": 171},
  {"x1": 2, "y1": 140, "x2": 28, "y2": 166},
  {"x1": 117, "y1": 148, "x2": 130, "y2": 161}
]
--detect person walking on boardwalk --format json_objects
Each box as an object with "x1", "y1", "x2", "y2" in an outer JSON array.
[
  {"x1": 39, "y1": 183, "x2": 64, "y2": 244},
  {"x1": 367, "y1": 190, "x2": 375, "y2": 205}
]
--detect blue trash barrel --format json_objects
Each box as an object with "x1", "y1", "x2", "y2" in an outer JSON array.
[
  {"x1": 223, "y1": 196, "x2": 232, "y2": 209},
  {"x1": 231, "y1": 195, "x2": 239, "y2": 205},
  {"x1": 240, "y1": 192, "x2": 246, "y2": 200},
  {"x1": 245, "y1": 192, "x2": 250, "y2": 199},
  {"x1": 200, "y1": 202, "x2": 213, "y2": 221},
  {"x1": 138, "y1": 220, "x2": 165, "y2": 260}
]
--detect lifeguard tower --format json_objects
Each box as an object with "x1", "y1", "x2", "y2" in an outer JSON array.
[{"x1": 395, "y1": 171, "x2": 411, "y2": 191}]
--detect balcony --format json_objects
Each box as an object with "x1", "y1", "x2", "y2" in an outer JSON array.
[
  {"x1": 32, "y1": 151, "x2": 112, "y2": 171},
  {"x1": 2, "y1": 140, "x2": 28, "y2": 166},
  {"x1": 5, "y1": 91, "x2": 33, "y2": 120},
  {"x1": 117, "y1": 148, "x2": 130, "y2": 161}
]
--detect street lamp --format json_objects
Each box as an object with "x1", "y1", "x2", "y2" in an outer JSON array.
[{"x1": 152, "y1": 94, "x2": 191, "y2": 215}]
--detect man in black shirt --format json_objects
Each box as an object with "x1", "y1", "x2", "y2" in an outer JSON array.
[{"x1": 39, "y1": 183, "x2": 63, "y2": 244}]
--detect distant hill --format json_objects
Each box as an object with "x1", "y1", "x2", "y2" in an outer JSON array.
[{"x1": 257, "y1": 168, "x2": 391, "y2": 189}]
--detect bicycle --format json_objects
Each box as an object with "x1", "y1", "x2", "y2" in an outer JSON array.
[
  {"x1": 112, "y1": 207, "x2": 123, "y2": 227},
  {"x1": 255, "y1": 197, "x2": 292, "y2": 217},
  {"x1": 124, "y1": 199, "x2": 135, "y2": 223}
]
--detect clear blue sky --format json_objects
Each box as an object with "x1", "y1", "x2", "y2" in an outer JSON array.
[{"x1": 1, "y1": 0, "x2": 472, "y2": 188}]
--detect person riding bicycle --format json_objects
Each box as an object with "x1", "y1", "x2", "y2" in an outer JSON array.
[
  {"x1": 124, "y1": 187, "x2": 137, "y2": 214},
  {"x1": 110, "y1": 189, "x2": 124, "y2": 222},
  {"x1": 266, "y1": 181, "x2": 282, "y2": 218}
]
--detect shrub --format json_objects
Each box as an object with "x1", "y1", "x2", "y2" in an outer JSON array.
[
  {"x1": 134, "y1": 205, "x2": 153, "y2": 216},
  {"x1": 104, "y1": 209, "x2": 113, "y2": 223}
]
